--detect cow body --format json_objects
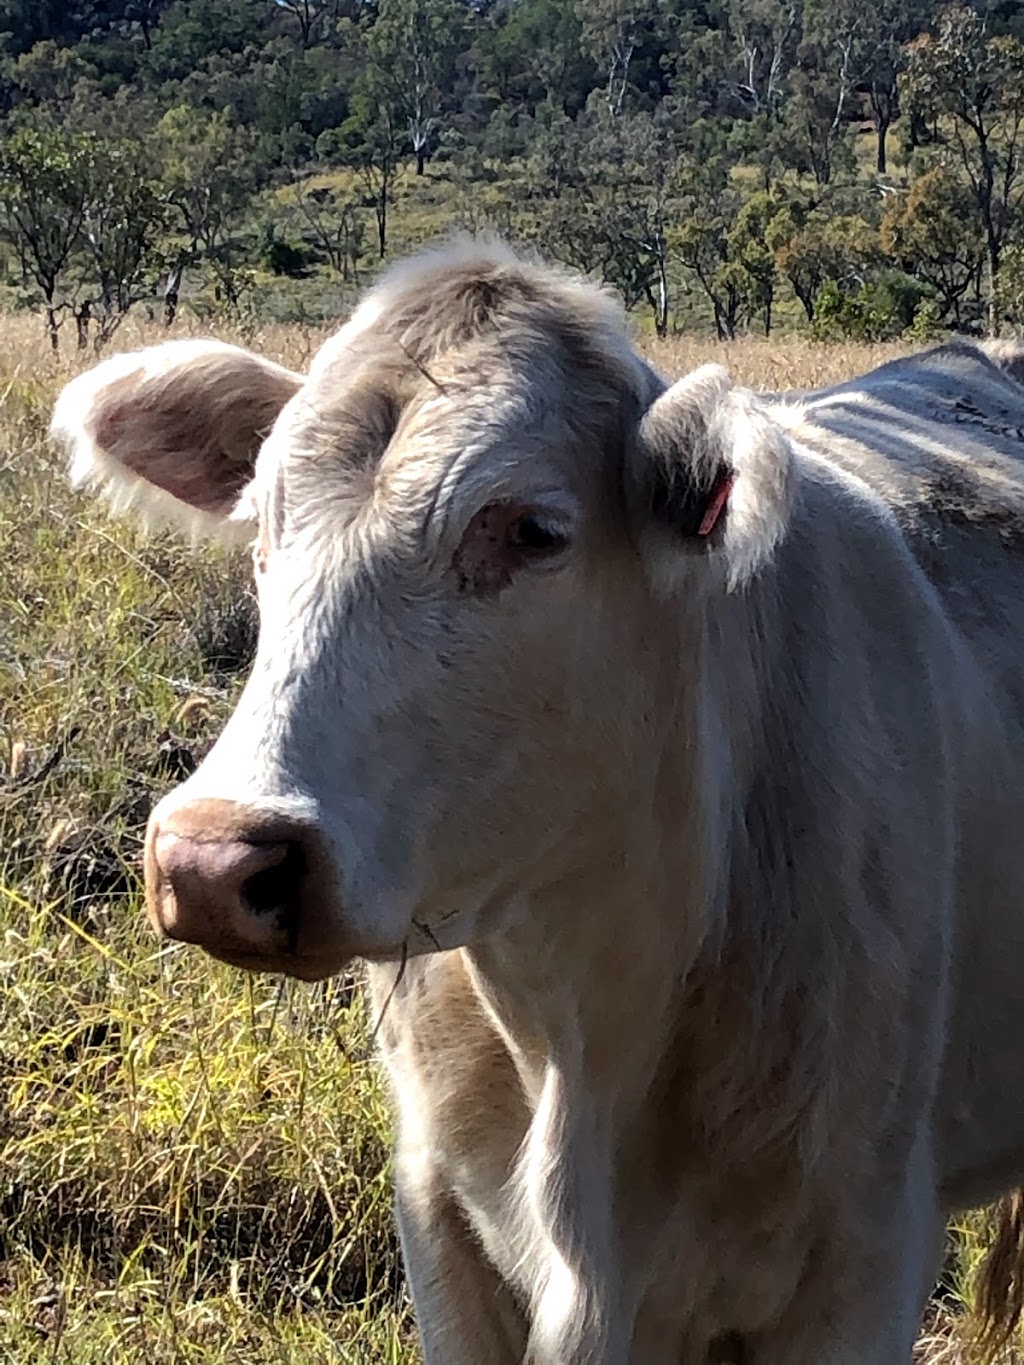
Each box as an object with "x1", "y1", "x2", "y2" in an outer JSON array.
[
  {"x1": 791, "y1": 345, "x2": 1024, "y2": 1217},
  {"x1": 51, "y1": 243, "x2": 1024, "y2": 1363}
]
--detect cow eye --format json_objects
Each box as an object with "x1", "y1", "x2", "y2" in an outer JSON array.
[
  {"x1": 453, "y1": 502, "x2": 573, "y2": 595},
  {"x1": 506, "y1": 514, "x2": 569, "y2": 556}
]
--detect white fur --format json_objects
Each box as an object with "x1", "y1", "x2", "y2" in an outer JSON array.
[{"x1": 54, "y1": 243, "x2": 1024, "y2": 1361}]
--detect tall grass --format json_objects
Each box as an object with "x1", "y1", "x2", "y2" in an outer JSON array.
[{"x1": 0, "y1": 305, "x2": 1013, "y2": 1360}]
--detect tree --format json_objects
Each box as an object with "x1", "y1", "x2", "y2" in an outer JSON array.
[
  {"x1": 574, "y1": 0, "x2": 652, "y2": 117},
  {"x1": 812, "y1": 269, "x2": 931, "y2": 340},
  {"x1": 0, "y1": 124, "x2": 167, "y2": 350},
  {"x1": 122, "y1": 0, "x2": 171, "y2": 49},
  {"x1": 291, "y1": 182, "x2": 366, "y2": 280},
  {"x1": 664, "y1": 16, "x2": 732, "y2": 125},
  {"x1": 533, "y1": 109, "x2": 683, "y2": 336},
  {"x1": 367, "y1": 0, "x2": 464, "y2": 175},
  {"x1": 674, "y1": 159, "x2": 744, "y2": 340},
  {"x1": 154, "y1": 105, "x2": 266, "y2": 314},
  {"x1": 860, "y1": 0, "x2": 933, "y2": 174},
  {"x1": 10, "y1": 39, "x2": 94, "y2": 104},
  {"x1": 273, "y1": 0, "x2": 335, "y2": 47},
  {"x1": 724, "y1": 190, "x2": 788, "y2": 335},
  {"x1": 325, "y1": 79, "x2": 405, "y2": 257},
  {"x1": 475, "y1": 0, "x2": 591, "y2": 115},
  {"x1": 802, "y1": 0, "x2": 931, "y2": 175},
  {"x1": 880, "y1": 164, "x2": 985, "y2": 326},
  {"x1": 0, "y1": 125, "x2": 94, "y2": 349},
  {"x1": 768, "y1": 203, "x2": 881, "y2": 321},
  {"x1": 144, "y1": 0, "x2": 270, "y2": 80},
  {"x1": 725, "y1": 0, "x2": 799, "y2": 117},
  {"x1": 993, "y1": 243, "x2": 1024, "y2": 329},
  {"x1": 0, "y1": 0, "x2": 123, "y2": 54},
  {"x1": 903, "y1": 5, "x2": 1024, "y2": 328},
  {"x1": 74, "y1": 139, "x2": 169, "y2": 348},
  {"x1": 798, "y1": 0, "x2": 860, "y2": 171},
  {"x1": 783, "y1": 59, "x2": 857, "y2": 186}
]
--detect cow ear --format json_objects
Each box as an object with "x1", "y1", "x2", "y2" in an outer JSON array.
[
  {"x1": 51, "y1": 339, "x2": 303, "y2": 538},
  {"x1": 627, "y1": 364, "x2": 794, "y2": 591}
]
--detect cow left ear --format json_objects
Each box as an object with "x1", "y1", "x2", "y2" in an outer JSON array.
[
  {"x1": 627, "y1": 364, "x2": 795, "y2": 591},
  {"x1": 51, "y1": 339, "x2": 304, "y2": 540}
]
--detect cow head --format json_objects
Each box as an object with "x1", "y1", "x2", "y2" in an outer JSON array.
[{"x1": 52, "y1": 243, "x2": 793, "y2": 980}]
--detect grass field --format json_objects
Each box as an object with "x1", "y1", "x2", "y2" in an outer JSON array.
[{"x1": 0, "y1": 299, "x2": 1016, "y2": 1362}]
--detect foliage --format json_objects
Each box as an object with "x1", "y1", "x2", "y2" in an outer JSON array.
[
  {"x1": 367, "y1": 0, "x2": 465, "y2": 176},
  {"x1": 3, "y1": 1, "x2": 1024, "y2": 340},
  {"x1": 812, "y1": 268, "x2": 933, "y2": 341},
  {"x1": 723, "y1": 189, "x2": 787, "y2": 335},
  {"x1": 993, "y1": 244, "x2": 1024, "y2": 334},
  {"x1": 0, "y1": 125, "x2": 94, "y2": 347},
  {"x1": 0, "y1": 124, "x2": 168, "y2": 350},
  {"x1": 289, "y1": 183, "x2": 367, "y2": 281},
  {"x1": 769, "y1": 204, "x2": 881, "y2": 321},
  {"x1": 880, "y1": 164, "x2": 985, "y2": 325},
  {"x1": 326, "y1": 82, "x2": 406, "y2": 259},
  {"x1": 531, "y1": 107, "x2": 684, "y2": 336},
  {"x1": 902, "y1": 4, "x2": 1024, "y2": 327}
]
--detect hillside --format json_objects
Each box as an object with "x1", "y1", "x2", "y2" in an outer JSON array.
[{"x1": 0, "y1": 0, "x2": 1023, "y2": 344}]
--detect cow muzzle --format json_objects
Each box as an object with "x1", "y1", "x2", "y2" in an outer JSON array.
[{"x1": 145, "y1": 797, "x2": 345, "y2": 978}]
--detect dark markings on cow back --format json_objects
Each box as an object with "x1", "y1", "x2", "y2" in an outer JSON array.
[
  {"x1": 803, "y1": 343, "x2": 1024, "y2": 561},
  {"x1": 913, "y1": 466, "x2": 1024, "y2": 551}
]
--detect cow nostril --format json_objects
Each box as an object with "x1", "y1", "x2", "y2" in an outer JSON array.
[{"x1": 240, "y1": 843, "x2": 307, "y2": 941}]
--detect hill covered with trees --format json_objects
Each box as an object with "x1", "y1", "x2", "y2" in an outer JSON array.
[{"x1": 0, "y1": 0, "x2": 1022, "y2": 347}]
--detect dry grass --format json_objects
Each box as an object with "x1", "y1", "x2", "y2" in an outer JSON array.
[
  {"x1": 0, "y1": 303, "x2": 1014, "y2": 1361},
  {"x1": 645, "y1": 332, "x2": 915, "y2": 390}
]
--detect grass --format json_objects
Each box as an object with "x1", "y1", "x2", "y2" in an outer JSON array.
[{"x1": 0, "y1": 301, "x2": 1016, "y2": 1361}]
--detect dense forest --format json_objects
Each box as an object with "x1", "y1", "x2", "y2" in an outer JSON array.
[{"x1": 0, "y1": 0, "x2": 1022, "y2": 347}]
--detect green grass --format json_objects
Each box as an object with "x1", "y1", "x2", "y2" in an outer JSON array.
[
  {"x1": 0, "y1": 314, "x2": 1020, "y2": 1361},
  {"x1": 0, "y1": 339, "x2": 415, "y2": 1362}
]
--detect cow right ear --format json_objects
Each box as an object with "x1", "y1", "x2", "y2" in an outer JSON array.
[
  {"x1": 51, "y1": 340, "x2": 304, "y2": 538},
  {"x1": 626, "y1": 364, "x2": 795, "y2": 592}
]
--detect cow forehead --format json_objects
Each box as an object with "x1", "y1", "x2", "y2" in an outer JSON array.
[
  {"x1": 258, "y1": 334, "x2": 611, "y2": 519},
  {"x1": 245, "y1": 255, "x2": 660, "y2": 535}
]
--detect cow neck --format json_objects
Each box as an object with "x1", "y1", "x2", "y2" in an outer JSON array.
[
  {"x1": 457, "y1": 592, "x2": 742, "y2": 1114},
  {"x1": 461, "y1": 829, "x2": 715, "y2": 1120}
]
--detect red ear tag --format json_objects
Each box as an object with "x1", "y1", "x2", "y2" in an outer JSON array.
[{"x1": 698, "y1": 474, "x2": 733, "y2": 538}]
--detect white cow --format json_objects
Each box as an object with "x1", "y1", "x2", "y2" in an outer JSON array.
[{"x1": 52, "y1": 241, "x2": 1024, "y2": 1363}]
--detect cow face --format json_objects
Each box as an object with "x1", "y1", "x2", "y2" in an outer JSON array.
[{"x1": 52, "y1": 246, "x2": 792, "y2": 980}]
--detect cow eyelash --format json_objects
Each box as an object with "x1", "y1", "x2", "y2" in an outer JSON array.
[{"x1": 506, "y1": 514, "x2": 570, "y2": 556}]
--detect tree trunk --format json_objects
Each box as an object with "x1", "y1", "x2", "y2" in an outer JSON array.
[
  {"x1": 876, "y1": 116, "x2": 890, "y2": 175},
  {"x1": 45, "y1": 304, "x2": 60, "y2": 353},
  {"x1": 979, "y1": 134, "x2": 1000, "y2": 334},
  {"x1": 655, "y1": 252, "x2": 669, "y2": 338},
  {"x1": 76, "y1": 300, "x2": 91, "y2": 350},
  {"x1": 724, "y1": 288, "x2": 739, "y2": 340},
  {"x1": 907, "y1": 107, "x2": 926, "y2": 151},
  {"x1": 988, "y1": 244, "x2": 1000, "y2": 335},
  {"x1": 164, "y1": 263, "x2": 183, "y2": 327},
  {"x1": 416, "y1": 147, "x2": 426, "y2": 176}
]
